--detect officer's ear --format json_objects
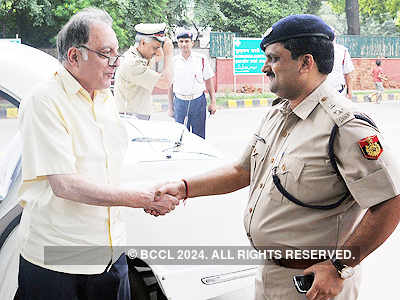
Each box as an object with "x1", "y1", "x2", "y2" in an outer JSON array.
[{"x1": 299, "y1": 54, "x2": 314, "y2": 73}]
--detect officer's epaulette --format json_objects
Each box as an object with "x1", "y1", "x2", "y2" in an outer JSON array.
[
  {"x1": 318, "y1": 96, "x2": 354, "y2": 127},
  {"x1": 272, "y1": 97, "x2": 284, "y2": 106}
]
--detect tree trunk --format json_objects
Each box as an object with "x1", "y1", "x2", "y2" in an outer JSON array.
[{"x1": 345, "y1": 0, "x2": 360, "y2": 35}]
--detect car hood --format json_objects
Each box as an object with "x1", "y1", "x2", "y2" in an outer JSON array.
[{"x1": 123, "y1": 116, "x2": 221, "y2": 162}]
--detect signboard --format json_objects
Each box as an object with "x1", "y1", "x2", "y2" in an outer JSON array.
[
  {"x1": 233, "y1": 38, "x2": 266, "y2": 75},
  {"x1": 0, "y1": 38, "x2": 21, "y2": 44}
]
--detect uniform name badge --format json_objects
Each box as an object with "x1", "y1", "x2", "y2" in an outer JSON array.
[{"x1": 358, "y1": 135, "x2": 383, "y2": 160}]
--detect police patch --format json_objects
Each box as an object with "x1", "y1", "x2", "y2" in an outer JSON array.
[{"x1": 358, "y1": 135, "x2": 383, "y2": 160}]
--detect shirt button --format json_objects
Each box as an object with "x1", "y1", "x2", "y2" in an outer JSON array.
[
  {"x1": 282, "y1": 131, "x2": 288, "y2": 137},
  {"x1": 271, "y1": 158, "x2": 275, "y2": 163},
  {"x1": 249, "y1": 207, "x2": 253, "y2": 213},
  {"x1": 282, "y1": 165, "x2": 286, "y2": 171},
  {"x1": 321, "y1": 97, "x2": 327, "y2": 102}
]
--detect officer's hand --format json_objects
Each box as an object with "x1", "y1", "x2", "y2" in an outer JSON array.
[
  {"x1": 155, "y1": 47, "x2": 164, "y2": 60},
  {"x1": 157, "y1": 181, "x2": 187, "y2": 202},
  {"x1": 304, "y1": 260, "x2": 344, "y2": 300},
  {"x1": 167, "y1": 106, "x2": 174, "y2": 118},
  {"x1": 208, "y1": 103, "x2": 216, "y2": 115},
  {"x1": 143, "y1": 183, "x2": 180, "y2": 216},
  {"x1": 163, "y1": 37, "x2": 174, "y2": 56}
]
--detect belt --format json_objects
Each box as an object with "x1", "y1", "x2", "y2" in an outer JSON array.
[
  {"x1": 175, "y1": 92, "x2": 204, "y2": 101},
  {"x1": 271, "y1": 258, "x2": 326, "y2": 269}
]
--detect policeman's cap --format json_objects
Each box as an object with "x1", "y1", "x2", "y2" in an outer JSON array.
[
  {"x1": 135, "y1": 23, "x2": 166, "y2": 42},
  {"x1": 260, "y1": 14, "x2": 334, "y2": 52},
  {"x1": 177, "y1": 31, "x2": 194, "y2": 40}
]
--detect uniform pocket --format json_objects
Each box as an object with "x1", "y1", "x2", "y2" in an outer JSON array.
[{"x1": 270, "y1": 156, "x2": 346, "y2": 206}]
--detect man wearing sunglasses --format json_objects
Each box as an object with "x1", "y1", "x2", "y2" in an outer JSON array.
[
  {"x1": 114, "y1": 23, "x2": 174, "y2": 120},
  {"x1": 15, "y1": 8, "x2": 179, "y2": 300}
]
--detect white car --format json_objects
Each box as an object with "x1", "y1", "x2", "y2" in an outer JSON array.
[{"x1": 0, "y1": 42, "x2": 256, "y2": 300}]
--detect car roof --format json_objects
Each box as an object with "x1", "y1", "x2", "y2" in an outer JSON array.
[{"x1": 0, "y1": 42, "x2": 61, "y2": 104}]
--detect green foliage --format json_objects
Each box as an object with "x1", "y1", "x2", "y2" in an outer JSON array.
[
  {"x1": 325, "y1": 0, "x2": 400, "y2": 35},
  {"x1": 193, "y1": 0, "x2": 315, "y2": 37},
  {"x1": 327, "y1": 0, "x2": 400, "y2": 23},
  {"x1": 0, "y1": 0, "x2": 177, "y2": 49}
]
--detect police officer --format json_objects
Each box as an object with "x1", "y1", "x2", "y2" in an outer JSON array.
[
  {"x1": 154, "y1": 15, "x2": 400, "y2": 300},
  {"x1": 114, "y1": 23, "x2": 173, "y2": 120}
]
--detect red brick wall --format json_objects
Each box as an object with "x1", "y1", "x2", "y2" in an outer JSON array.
[{"x1": 352, "y1": 58, "x2": 400, "y2": 90}]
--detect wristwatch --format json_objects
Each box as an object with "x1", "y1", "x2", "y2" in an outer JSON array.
[{"x1": 330, "y1": 256, "x2": 355, "y2": 279}]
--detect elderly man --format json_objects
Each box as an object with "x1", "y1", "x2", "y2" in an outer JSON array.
[
  {"x1": 16, "y1": 8, "x2": 178, "y2": 300},
  {"x1": 155, "y1": 15, "x2": 400, "y2": 300},
  {"x1": 167, "y1": 31, "x2": 216, "y2": 139},
  {"x1": 114, "y1": 23, "x2": 173, "y2": 120}
]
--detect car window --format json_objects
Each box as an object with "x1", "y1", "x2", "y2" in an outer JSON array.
[
  {"x1": 0, "y1": 90, "x2": 19, "y2": 153},
  {"x1": 0, "y1": 90, "x2": 21, "y2": 200}
]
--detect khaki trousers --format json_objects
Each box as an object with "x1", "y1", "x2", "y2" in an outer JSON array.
[{"x1": 255, "y1": 261, "x2": 362, "y2": 300}]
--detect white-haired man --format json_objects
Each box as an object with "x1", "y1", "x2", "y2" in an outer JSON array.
[
  {"x1": 114, "y1": 23, "x2": 173, "y2": 120},
  {"x1": 16, "y1": 8, "x2": 178, "y2": 300}
]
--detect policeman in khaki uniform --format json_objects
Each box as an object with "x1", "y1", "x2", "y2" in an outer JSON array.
[
  {"x1": 114, "y1": 23, "x2": 173, "y2": 120},
  {"x1": 154, "y1": 15, "x2": 400, "y2": 300}
]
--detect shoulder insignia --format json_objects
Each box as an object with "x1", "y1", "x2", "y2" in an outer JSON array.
[
  {"x1": 319, "y1": 96, "x2": 354, "y2": 126},
  {"x1": 358, "y1": 135, "x2": 383, "y2": 160},
  {"x1": 272, "y1": 97, "x2": 283, "y2": 106}
]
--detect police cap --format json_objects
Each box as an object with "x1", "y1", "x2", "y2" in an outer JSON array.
[
  {"x1": 177, "y1": 31, "x2": 194, "y2": 40},
  {"x1": 260, "y1": 14, "x2": 334, "y2": 52},
  {"x1": 135, "y1": 23, "x2": 166, "y2": 42}
]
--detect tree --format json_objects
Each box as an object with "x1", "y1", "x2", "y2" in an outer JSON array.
[
  {"x1": 328, "y1": 0, "x2": 400, "y2": 35},
  {"x1": 193, "y1": 0, "x2": 313, "y2": 37},
  {"x1": 0, "y1": 0, "x2": 55, "y2": 44},
  {"x1": 345, "y1": 0, "x2": 360, "y2": 34}
]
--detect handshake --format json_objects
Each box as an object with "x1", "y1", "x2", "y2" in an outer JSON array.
[{"x1": 143, "y1": 180, "x2": 187, "y2": 217}]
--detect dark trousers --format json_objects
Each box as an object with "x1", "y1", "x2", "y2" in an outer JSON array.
[
  {"x1": 15, "y1": 254, "x2": 130, "y2": 300},
  {"x1": 174, "y1": 93, "x2": 207, "y2": 139}
]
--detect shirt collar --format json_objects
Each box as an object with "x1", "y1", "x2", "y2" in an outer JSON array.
[
  {"x1": 55, "y1": 67, "x2": 111, "y2": 103},
  {"x1": 178, "y1": 52, "x2": 193, "y2": 61},
  {"x1": 292, "y1": 79, "x2": 333, "y2": 120}
]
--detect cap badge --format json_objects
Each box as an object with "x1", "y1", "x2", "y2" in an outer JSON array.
[{"x1": 358, "y1": 135, "x2": 383, "y2": 160}]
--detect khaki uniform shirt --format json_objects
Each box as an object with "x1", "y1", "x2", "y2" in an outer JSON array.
[
  {"x1": 239, "y1": 80, "x2": 400, "y2": 251},
  {"x1": 18, "y1": 67, "x2": 128, "y2": 274},
  {"x1": 114, "y1": 46, "x2": 161, "y2": 115}
]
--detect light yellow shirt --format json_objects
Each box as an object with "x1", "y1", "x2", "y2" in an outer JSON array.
[
  {"x1": 240, "y1": 80, "x2": 400, "y2": 251},
  {"x1": 114, "y1": 46, "x2": 161, "y2": 115},
  {"x1": 17, "y1": 67, "x2": 128, "y2": 274}
]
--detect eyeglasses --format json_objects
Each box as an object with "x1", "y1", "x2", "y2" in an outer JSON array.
[{"x1": 78, "y1": 45, "x2": 123, "y2": 66}]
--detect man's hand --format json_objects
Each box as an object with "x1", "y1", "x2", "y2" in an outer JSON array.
[
  {"x1": 143, "y1": 184, "x2": 180, "y2": 216},
  {"x1": 304, "y1": 260, "x2": 344, "y2": 300},
  {"x1": 144, "y1": 181, "x2": 185, "y2": 216},
  {"x1": 167, "y1": 106, "x2": 174, "y2": 118},
  {"x1": 208, "y1": 103, "x2": 217, "y2": 115},
  {"x1": 163, "y1": 37, "x2": 174, "y2": 56}
]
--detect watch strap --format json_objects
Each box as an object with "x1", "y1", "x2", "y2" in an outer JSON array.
[{"x1": 330, "y1": 256, "x2": 345, "y2": 272}]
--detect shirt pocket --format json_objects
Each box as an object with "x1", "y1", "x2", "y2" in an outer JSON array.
[
  {"x1": 270, "y1": 157, "x2": 346, "y2": 206},
  {"x1": 250, "y1": 139, "x2": 269, "y2": 184}
]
